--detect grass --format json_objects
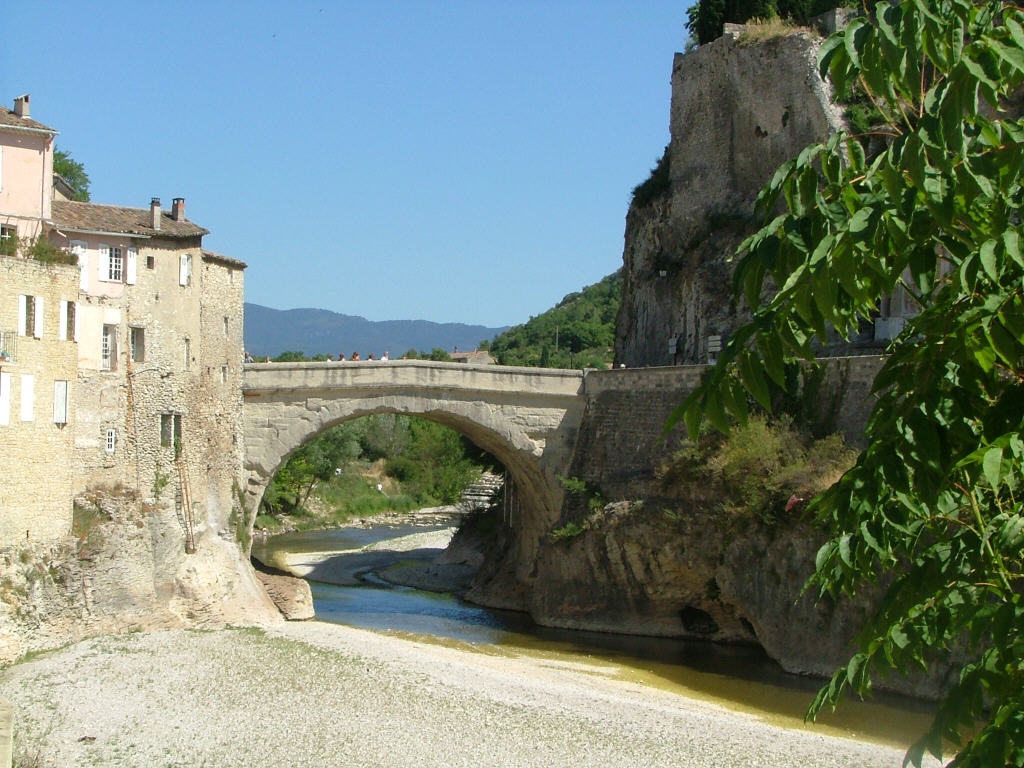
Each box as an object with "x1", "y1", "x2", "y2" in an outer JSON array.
[{"x1": 737, "y1": 16, "x2": 802, "y2": 45}]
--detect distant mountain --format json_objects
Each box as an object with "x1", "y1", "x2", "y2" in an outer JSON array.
[{"x1": 243, "y1": 303, "x2": 510, "y2": 359}]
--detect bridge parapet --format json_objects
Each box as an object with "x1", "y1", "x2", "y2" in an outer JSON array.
[{"x1": 243, "y1": 360, "x2": 584, "y2": 399}]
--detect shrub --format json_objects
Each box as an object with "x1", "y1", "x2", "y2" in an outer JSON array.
[
  {"x1": 658, "y1": 415, "x2": 856, "y2": 524},
  {"x1": 631, "y1": 146, "x2": 671, "y2": 208}
]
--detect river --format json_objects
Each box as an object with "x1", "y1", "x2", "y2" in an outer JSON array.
[{"x1": 251, "y1": 512, "x2": 936, "y2": 753}]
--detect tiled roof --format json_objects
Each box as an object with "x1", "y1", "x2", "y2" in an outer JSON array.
[
  {"x1": 202, "y1": 249, "x2": 247, "y2": 270},
  {"x1": 0, "y1": 105, "x2": 57, "y2": 134},
  {"x1": 52, "y1": 200, "x2": 209, "y2": 239}
]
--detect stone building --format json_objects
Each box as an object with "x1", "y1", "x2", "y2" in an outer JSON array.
[
  {"x1": 0, "y1": 93, "x2": 247, "y2": 555},
  {"x1": 0, "y1": 95, "x2": 80, "y2": 543}
]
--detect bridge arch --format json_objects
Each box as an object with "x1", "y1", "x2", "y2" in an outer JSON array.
[{"x1": 241, "y1": 361, "x2": 586, "y2": 562}]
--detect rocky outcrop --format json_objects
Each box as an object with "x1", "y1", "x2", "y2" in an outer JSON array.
[
  {"x1": 616, "y1": 27, "x2": 847, "y2": 367},
  {"x1": 0, "y1": 486, "x2": 279, "y2": 665}
]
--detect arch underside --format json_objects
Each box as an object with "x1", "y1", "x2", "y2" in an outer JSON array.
[{"x1": 243, "y1": 390, "x2": 575, "y2": 550}]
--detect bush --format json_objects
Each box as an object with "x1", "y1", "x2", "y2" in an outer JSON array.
[
  {"x1": 631, "y1": 146, "x2": 671, "y2": 208},
  {"x1": 659, "y1": 415, "x2": 856, "y2": 524}
]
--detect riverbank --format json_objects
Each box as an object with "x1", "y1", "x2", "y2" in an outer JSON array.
[
  {"x1": 258, "y1": 506, "x2": 479, "y2": 594},
  {"x1": 0, "y1": 622, "x2": 937, "y2": 767}
]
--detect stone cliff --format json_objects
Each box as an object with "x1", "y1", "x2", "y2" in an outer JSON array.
[
  {"x1": 0, "y1": 486, "x2": 279, "y2": 665},
  {"x1": 616, "y1": 26, "x2": 845, "y2": 367}
]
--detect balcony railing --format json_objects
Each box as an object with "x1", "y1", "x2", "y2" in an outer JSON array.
[{"x1": 0, "y1": 330, "x2": 16, "y2": 363}]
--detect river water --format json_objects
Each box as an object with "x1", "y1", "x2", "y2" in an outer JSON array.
[{"x1": 252, "y1": 518, "x2": 936, "y2": 752}]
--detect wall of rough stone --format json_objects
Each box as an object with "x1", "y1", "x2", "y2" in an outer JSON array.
[
  {"x1": 0, "y1": 257, "x2": 79, "y2": 543},
  {"x1": 616, "y1": 28, "x2": 847, "y2": 368}
]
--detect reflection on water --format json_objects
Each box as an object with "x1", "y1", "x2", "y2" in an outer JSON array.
[{"x1": 257, "y1": 525, "x2": 936, "y2": 751}]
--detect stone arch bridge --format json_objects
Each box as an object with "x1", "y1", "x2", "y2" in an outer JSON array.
[{"x1": 242, "y1": 360, "x2": 587, "y2": 545}]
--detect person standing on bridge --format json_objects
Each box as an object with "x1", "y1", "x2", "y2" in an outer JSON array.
[
  {"x1": 351, "y1": 352, "x2": 360, "y2": 361},
  {"x1": 381, "y1": 351, "x2": 389, "y2": 361}
]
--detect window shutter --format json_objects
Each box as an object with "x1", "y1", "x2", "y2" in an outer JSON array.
[
  {"x1": 59, "y1": 300, "x2": 68, "y2": 341},
  {"x1": 53, "y1": 380, "x2": 69, "y2": 424},
  {"x1": 98, "y1": 244, "x2": 110, "y2": 282},
  {"x1": 20, "y1": 374, "x2": 33, "y2": 422},
  {"x1": 73, "y1": 242, "x2": 88, "y2": 291},
  {"x1": 0, "y1": 372, "x2": 9, "y2": 426},
  {"x1": 73, "y1": 303, "x2": 80, "y2": 342},
  {"x1": 126, "y1": 247, "x2": 138, "y2": 285},
  {"x1": 33, "y1": 297, "x2": 43, "y2": 339},
  {"x1": 17, "y1": 295, "x2": 26, "y2": 336},
  {"x1": 179, "y1": 254, "x2": 191, "y2": 286}
]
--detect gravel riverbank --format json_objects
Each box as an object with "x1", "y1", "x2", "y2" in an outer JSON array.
[{"x1": 0, "y1": 622, "x2": 936, "y2": 768}]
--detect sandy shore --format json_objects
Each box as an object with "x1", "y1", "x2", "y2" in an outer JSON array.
[
  {"x1": 278, "y1": 522, "x2": 477, "y2": 593},
  {"x1": 0, "y1": 621, "x2": 936, "y2": 768}
]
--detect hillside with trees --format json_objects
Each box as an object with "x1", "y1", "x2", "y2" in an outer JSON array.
[{"x1": 488, "y1": 271, "x2": 621, "y2": 369}]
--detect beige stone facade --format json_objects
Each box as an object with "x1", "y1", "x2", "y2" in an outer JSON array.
[{"x1": 0, "y1": 256, "x2": 79, "y2": 542}]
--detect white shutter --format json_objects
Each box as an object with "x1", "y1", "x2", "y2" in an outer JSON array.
[
  {"x1": 126, "y1": 246, "x2": 138, "y2": 285},
  {"x1": 73, "y1": 241, "x2": 89, "y2": 291},
  {"x1": 97, "y1": 244, "x2": 110, "y2": 282},
  {"x1": 59, "y1": 300, "x2": 68, "y2": 341},
  {"x1": 0, "y1": 372, "x2": 9, "y2": 426},
  {"x1": 17, "y1": 295, "x2": 26, "y2": 336},
  {"x1": 20, "y1": 374, "x2": 33, "y2": 422},
  {"x1": 179, "y1": 254, "x2": 191, "y2": 286},
  {"x1": 33, "y1": 296, "x2": 43, "y2": 339},
  {"x1": 53, "y1": 380, "x2": 69, "y2": 424}
]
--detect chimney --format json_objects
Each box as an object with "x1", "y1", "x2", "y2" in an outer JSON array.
[
  {"x1": 171, "y1": 197, "x2": 185, "y2": 222},
  {"x1": 150, "y1": 198, "x2": 161, "y2": 230},
  {"x1": 13, "y1": 94, "x2": 29, "y2": 119}
]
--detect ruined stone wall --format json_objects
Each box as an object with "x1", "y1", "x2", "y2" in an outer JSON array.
[
  {"x1": 0, "y1": 257, "x2": 78, "y2": 543},
  {"x1": 616, "y1": 28, "x2": 846, "y2": 367}
]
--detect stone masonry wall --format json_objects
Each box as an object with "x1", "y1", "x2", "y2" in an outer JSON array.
[{"x1": 0, "y1": 257, "x2": 79, "y2": 543}]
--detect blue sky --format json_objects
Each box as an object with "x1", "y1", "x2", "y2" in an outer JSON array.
[{"x1": 3, "y1": 2, "x2": 689, "y2": 328}]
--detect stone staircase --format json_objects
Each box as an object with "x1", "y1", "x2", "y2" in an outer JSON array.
[{"x1": 459, "y1": 471, "x2": 503, "y2": 511}]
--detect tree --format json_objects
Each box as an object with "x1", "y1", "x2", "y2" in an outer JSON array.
[
  {"x1": 53, "y1": 148, "x2": 90, "y2": 201},
  {"x1": 674, "y1": 2, "x2": 1024, "y2": 764}
]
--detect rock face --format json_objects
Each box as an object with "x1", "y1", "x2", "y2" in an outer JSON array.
[
  {"x1": 616, "y1": 27, "x2": 846, "y2": 367},
  {"x1": 0, "y1": 486, "x2": 279, "y2": 665}
]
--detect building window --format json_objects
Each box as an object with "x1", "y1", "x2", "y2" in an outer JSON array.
[
  {"x1": 146, "y1": 255, "x2": 155, "y2": 270},
  {"x1": 130, "y1": 327, "x2": 145, "y2": 363},
  {"x1": 19, "y1": 295, "x2": 42, "y2": 338},
  {"x1": 184, "y1": 337, "x2": 191, "y2": 370},
  {"x1": 0, "y1": 225, "x2": 16, "y2": 256},
  {"x1": 101, "y1": 324, "x2": 118, "y2": 371},
  {"x1": 160, "y1": 413, "x2": 183, "y2": 449},
  {"x1": 105, "y1": 428, "x2": 117, "y2": 454},
  {"x1": 53, "y1": 380, "x2": 69, "y2": 424},
  {"x1": 59, "y1": 301, "x2": 76, "y2": 342},
  {"x1": 108, "y1": 247, "x2": 124, "y2": 282},
  {"x1": 223, "y1": 316, "x2": 229, "y2": 336},
  {"x1": 221, "y1": 366, "x2": 227, "y2": 383},
  {"x1": 179, "y1": 254, "x2": 192, "y2": 286}
]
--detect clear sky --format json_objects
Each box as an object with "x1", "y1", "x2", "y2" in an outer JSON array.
[{"x1": 2, "y1": 1, "x2": 689, "y2": 328}]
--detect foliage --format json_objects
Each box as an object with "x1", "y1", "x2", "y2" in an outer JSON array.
[
  {"x1": 489, "y1": 271, "x2": 620, "y2": 369},
  {"x1": 631, "y1": 145, "x2": 671, "y2": 208},
  {"x1": 660, "y1": 416, "x2": 855, "y2": 524},
  {"x1": 549, "y1": 521, "x2": 585, "y2": 541},
  {"x1": 53, "y1": 147, "x2": 90, "y2": 201},
  {"x1": 675, "y1": 2, "x2": 1024, "y2": 764},
  {"x1": 685, "y1": 0, "x2": 853, "y2": 45},
  {"x1": 272, "y1": 350, "x2": 308, "y2": 362},
  {"x1": 0, "y1": 235, "x2": 77, "y2": 264},
  {"x1": 260, "y1": 414, "x2": 490, "y2": 523}
]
